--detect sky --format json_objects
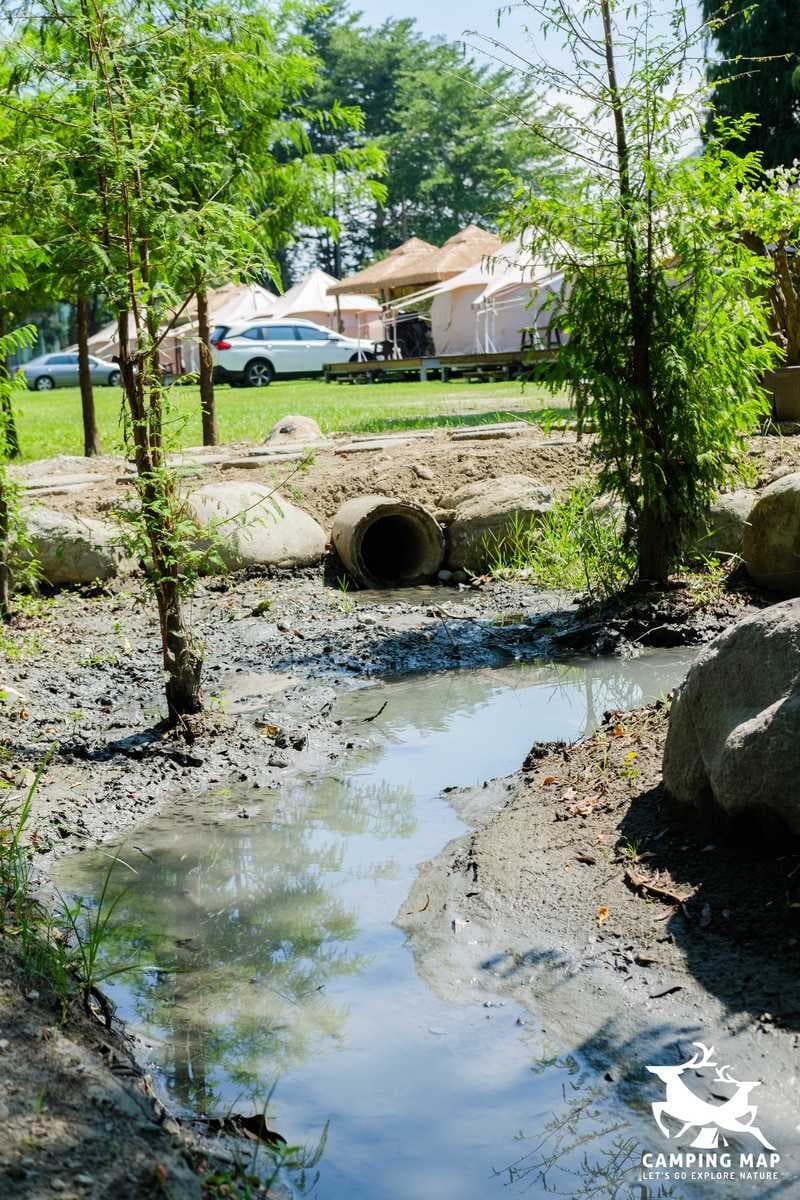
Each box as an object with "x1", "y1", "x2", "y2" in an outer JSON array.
[{"x1": 352, "y1": 0, "x2": 523, "y2": 44}]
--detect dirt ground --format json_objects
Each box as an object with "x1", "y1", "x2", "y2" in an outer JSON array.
[
  {"x1": 2, "y1": 424, "x2": 800, "y2": 1195},
  {"x1": 14, "y1": 424, "x2": 800, "y2": 533},
  {"x1": 0, "y1": 952, "x2": 202, "y2": 1199}
]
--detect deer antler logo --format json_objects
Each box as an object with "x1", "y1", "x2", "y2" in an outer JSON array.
[{"x1": 646, "y1": 1042, "x2": 776, "y2": 1151}]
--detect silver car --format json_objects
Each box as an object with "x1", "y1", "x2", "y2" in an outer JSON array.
[{"x1": 19, "y1": 352, "x2": 121, "y2": 391}]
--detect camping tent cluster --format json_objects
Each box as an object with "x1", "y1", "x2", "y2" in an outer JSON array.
[
  {"x1": 427, "y1": 241, "x2": 564, "y2": 356},
  {"x1": 331, "y1": 227, "x2": 564, "y2": 357},
  {"x1": 73, "y1": 229, "x2": 562, "y2": 375},
  {"x1": 76, "y1": 273, "x2": 381, "y2": 374}
]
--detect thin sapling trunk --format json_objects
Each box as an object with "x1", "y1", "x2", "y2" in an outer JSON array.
[
  {"x1": 77, "y1": 294, "x2": 102, "y2": 456},
  {"x1": 196, "y1": 284, "x2": 217, "y2": 446}
]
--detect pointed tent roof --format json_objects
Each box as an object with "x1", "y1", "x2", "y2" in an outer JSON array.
[
  {"x1": 272, "y1": 269, "x2": 381, "y2": 317},
  {"x1": 388, "y1": 225, "x2": 503, "y2": 291},
  {"x1": 328, "y1": 237, "x2": 439, "y2": 297},
  {"x1": 203, "y1": 282, "x2": 278, "y2": 325}
]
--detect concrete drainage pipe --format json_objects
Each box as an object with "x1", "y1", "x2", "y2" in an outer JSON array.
[{"x1": 332, "y1": 495, "x2": 445, "y2": 588}]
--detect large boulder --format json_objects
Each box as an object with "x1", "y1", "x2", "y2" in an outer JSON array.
[
  {"x1": 689, "y1": 490, "x2": 756, "y2": 561},
  {"x1": 25, "y1": 508, "x2": 131, "y2": 585},
  {"x1": 663, "y1": 599, "x2": 800, "y2": 836},
  {"x1": 443, "y1": 475, "x2": 553, "y2": 572},
  {"x1": 188, "y1": 483, "x2": 326, "y2": 570},
  {"x1": 743, "y1": 472, "x2": 800, "y2": 593},
  {"x1": 264, "y1": 414, "x2": 322, "y2": 445}
]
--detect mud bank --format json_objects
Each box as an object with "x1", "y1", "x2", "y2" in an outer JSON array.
[
  {"x1": 397, "y1": 701, "x2": 800, "y2": 1177},
  {"x1": 0, "y1": 564, "x2": 785, "y2": 1196}
]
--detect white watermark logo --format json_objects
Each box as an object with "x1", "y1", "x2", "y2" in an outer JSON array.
[{"x1": 640, "y1": 1042, "x2": 782, "y2": 1185}]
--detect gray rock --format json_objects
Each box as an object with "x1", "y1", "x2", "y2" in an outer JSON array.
[
  {"x1": 589, "y1": 493, "x2": 626, "y2": 530},
  {"x1": 663, "y1": 599, "x2": 800, "y2": 836},
  {"x1": 188, "y1": 482, "x2": 326, "y2": 570},
  {"x1": 264, "y1": 413, "x2": 322, "y2": 444},
  {"x1": 24, "y1": 508, "x2": 132, "y2": 585},
  {"x1": 443, "y1": 475, "x2": 553, "y2": 572},
  {"x1": 689, "y1": 489, "x2": 756, "y2": 561},
  {"x1": 744, "y1": 472, "x2": 800, "y2": 593}
]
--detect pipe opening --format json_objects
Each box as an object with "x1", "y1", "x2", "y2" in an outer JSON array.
[
  {"x1": 332, "y1": 496, "x2": 445, "y2": 587},
  {"x1": 360, "y1": 514, "x2": 433, "y2": 584}
]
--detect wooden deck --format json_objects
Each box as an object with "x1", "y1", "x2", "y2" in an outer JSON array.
[{"x1": 324, "y1": 348, "x2": 556, "y2": 384}]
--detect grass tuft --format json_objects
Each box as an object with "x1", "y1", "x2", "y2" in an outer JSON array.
[{"x1": 484, "y1": 486, "x2": 634, "y2": 600}]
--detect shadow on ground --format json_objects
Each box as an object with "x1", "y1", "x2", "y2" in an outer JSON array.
[{"x1": 618, "y1": 784, "x2": 800, "y2": 1033}]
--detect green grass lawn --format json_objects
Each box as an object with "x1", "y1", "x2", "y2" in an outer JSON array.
[{"x1": 15, "y1": 376, "x2": 573, "y2": 461}]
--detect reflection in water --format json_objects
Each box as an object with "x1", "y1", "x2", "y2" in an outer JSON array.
[
  {"x1": 80, "y1": 776, "x2": 415, "y2": 1112},
  {"x1": 57, "y1": 651, "x2": 696, "y2": 1199}
]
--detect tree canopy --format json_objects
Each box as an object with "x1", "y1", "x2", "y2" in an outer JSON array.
[
  {"x1": 702, "y1": 0, "x2": 800, "y2": 168},
  {"x1": 298, "y1": 2, "x2": 565, "y2": 271}
]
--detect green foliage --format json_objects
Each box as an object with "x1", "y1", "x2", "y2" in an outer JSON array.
[
  {"x1": 501, "y1": 0, "x2": 780, "y2": 581},
  {"x1": 737, "y1": 162, "x2": 800, "y2": 366},
  {"x1": 484, "y1": 488, "x2": 633, "y2": 599},
  {"x1": 701, "y1": 0, "x2": 800, "y2": 169},
  {"x1": 0, "y1": 764, "x2": 142, "y2": 1024},
  {"x1": 0, "y1": 325, "x2": 41, "y2": 611},
  {"x1": 299, "y1": 5, "x2": 565, "y2": 270}
]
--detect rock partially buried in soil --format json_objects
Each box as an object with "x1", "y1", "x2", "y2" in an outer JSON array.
[
  {"x1": 189, "y1": 482, "x2": 326, "y2": 570},
  {"x1": 442, "y1": 474, "x2": 553, "y2": 572},
  {"x1": 264, "y1": 413, "x2": 322, "y2": 445},
  {"x1": 332, "y1": 494, "x2": 444, "y2": 587},
  {"x1": 689, "y1": 489, "x2": 757, "y2": 562},
  {"x1": 24, "y1": 507, "x2": 132, "y2": 585},
  {"x1": 663, "y1": 599, "x2": 800, "y2": 836},
  {"x1": 743, "y1": 472, "x2": 800, "y2": 593}
]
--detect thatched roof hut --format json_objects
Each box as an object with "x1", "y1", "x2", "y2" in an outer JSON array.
[
  {"x1": 388, "y1": 225, "x2": 502, "y2": 290},
  {"x1": 328, "y1": 237, "x2": 439, "y2": 300},
  {"x1": 328, "y1": 227, "x2": 502, "y2": 303}
]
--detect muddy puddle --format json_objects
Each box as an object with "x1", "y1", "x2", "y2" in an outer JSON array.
[{"x1": 55, "y1": 650, "x2": 704, "y2": 1199}]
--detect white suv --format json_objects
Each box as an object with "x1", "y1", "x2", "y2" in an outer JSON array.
[{"x1": 211, "y1": 318, "x2": 374, "y2": 387}]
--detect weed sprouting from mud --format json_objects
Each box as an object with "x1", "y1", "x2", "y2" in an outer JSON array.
[
  {"x1": 0, "y1": 758, "x2": 137, "y2": 1016},
  {"x1": 484, "y1": 488, "x2": 634, "y2": 600}
]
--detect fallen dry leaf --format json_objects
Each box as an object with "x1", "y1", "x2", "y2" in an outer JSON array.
[
  {"x1": 542, "y1": 776, "x2": 556, "y2": 787},
  {"x1": 613, "y1": 723, "x2": 625, "y2": 738},
  {"x1": 624, "y1": 868, "x2": 689, "y2": 907},
  {"x1": 597, "y1": 905, "x2": 609, "y2": 925}
]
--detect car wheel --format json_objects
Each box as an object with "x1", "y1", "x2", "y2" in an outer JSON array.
[
  {"x1": 108, "y1": 370, "x2": 121, "y2": 387},
  {"x1": 244, "y1": 359, "x2": 274, "y2": 388},
  {"x1": 34, "y1": 376, "x2": 55, "y2": 391}
]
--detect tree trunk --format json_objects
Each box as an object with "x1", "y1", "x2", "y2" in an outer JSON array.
[
  {"x1": 117, "y1": 314, "x2": 204, "y2": 725},
  {"x1": 77, "y1": 295, "x2": 102, "y2": 457},
  {"x1": 159, "y1": 576, "x2": 203, "y2": 723},
  {"x1": 196, "y1": 285, "x2": 217, "y2": 446},
  {"x1": 0, "y1": 479, "x2": 11, "y2": 620},
  {"x1": 0, "y1": 311, "x2": 20, "y2": 461},
  {"x1": 600, "y1": 0, "x2": 667, "y2": 581},
  {"x1": 637, "y1": 505, "x2": 672, "y2": 583}
]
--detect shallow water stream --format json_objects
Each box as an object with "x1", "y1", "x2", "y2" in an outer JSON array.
[{"x1": 56, "y1": 651, "x2": 700, "y2": 1199}]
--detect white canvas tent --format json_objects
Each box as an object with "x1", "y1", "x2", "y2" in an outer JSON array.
[
  {"x1": 271, "y1": 268, "x2": 383, "y2": 341},
  {"x1": 427, "y1": 241, "x2": 564, "y2": 356}
]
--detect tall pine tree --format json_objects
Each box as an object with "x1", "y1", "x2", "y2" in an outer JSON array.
[{"x1": 703, "y1": 0, "x2": 800, "y2": 167}]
